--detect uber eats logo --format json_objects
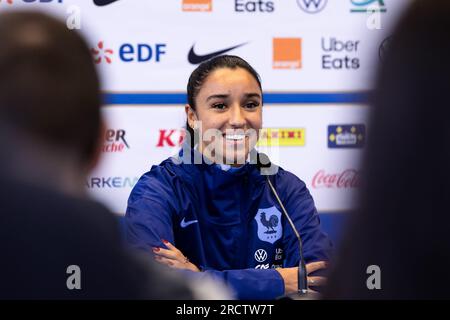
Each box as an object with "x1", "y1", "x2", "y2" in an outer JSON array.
[
  {"x1": 234, "y1": 0, "x2": 274, "y2": 13},
  {"x1": 321, "y1": 37, "x2": 361, "y2": 70}
]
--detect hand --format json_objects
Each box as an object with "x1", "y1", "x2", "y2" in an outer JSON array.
[
  {"x1": 306, "y1": 261, "x2": 328, "y2": 289},
  {"x1": 152, "y1": 240, "x2": 200, "y2": 272},
  {"x1": 276, "y1": 261, "x2": 328, "y2": 295}
]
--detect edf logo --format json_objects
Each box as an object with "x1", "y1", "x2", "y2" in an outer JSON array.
[
  {"x1": 22, "y1": 0, "x2": 64, "y2": 3},
  {"x1": 119, "y1": 43, "x2": 167, "y2": 62},
  {"x1": 1, "y1": 0, "x2": 64, "y2": 4},
  {"x1": 91, "y1": 41, "x2": 167, "y2": 64}
]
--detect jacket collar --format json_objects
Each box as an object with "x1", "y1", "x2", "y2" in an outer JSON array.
[{"x1": 170, "y1": 146, "x2": 266, "y2": 186}]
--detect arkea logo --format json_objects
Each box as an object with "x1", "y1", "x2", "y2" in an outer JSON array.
[
  {"x1": 296, "y1": 0, "x2": 327, "y2": 14},
  {"x1": 328, "y1": 124, "x2": 365, "y2": 148},
  {"x1": 273, "y1": 38, "x2": 302, "y2": 69},
  {"x1": 86, "y1": 177, "x2": 139, "y2": 189},
  {"x1": 182, "y1": 0, "x2": 212, "y2": 12},
  {"x1": 93, "y1": 0, "x2": 120, "y2": 6},
  {"x1": 188, "y1": 42, "x2": 247, "y2": 65},
  {"x1": 350, "y1": 0, "x2": 386, "y2": 13},
  {"x1": 257, "y1": 128, "x2": 305, "y2": 147},
  {"x1": 91, "y1": 41, "x2": 113, "y2": 64}
]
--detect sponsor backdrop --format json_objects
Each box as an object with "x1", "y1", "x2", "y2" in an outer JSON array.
[{"x1": 2, "y1": 0, "x2": 411, "y2": 243}]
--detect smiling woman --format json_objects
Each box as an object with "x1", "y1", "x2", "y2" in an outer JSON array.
[
  {"x1": 185, "y1": 59, "x2": 262, "y2": 166},
  {"x1": 124, "y1": 55, "x2": 333, "y2": 300}
]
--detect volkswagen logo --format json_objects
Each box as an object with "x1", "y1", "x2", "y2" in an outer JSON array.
[
  {"x1": 254, "y1": 249, "x2": 268, "y2": 263},
  {"x1": 297, "y1": 0, "x2": 328, "y2": 14}
]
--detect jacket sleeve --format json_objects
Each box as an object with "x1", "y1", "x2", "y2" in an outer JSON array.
[
  {"x1": 127, "y1": 193, "x2": 286, "y2": 299},
  {"x1": 125, "y1": 170, "x2": 178, "y2": 251},
  {"x1": 128, "y1": 193, "x2": 286, "y2": 300},
  {"x1": 181, "y1": 268, "x2": 285, "y2": 300},
  {"x1": 277, "y1": 170, "x2": 333, "y2": 267}
]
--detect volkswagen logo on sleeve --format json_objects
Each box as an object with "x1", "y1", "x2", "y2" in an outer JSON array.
[{"x1": 254, "y1": 249, "x2": 268, "y2": 263}]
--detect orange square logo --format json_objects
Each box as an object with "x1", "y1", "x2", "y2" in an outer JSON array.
[
  {"x1": 182, "y1": 0, "x2": 212, "y2": 12},
  {"x1": 273, "y1": 38, "x2": 302, "y2": 69}
]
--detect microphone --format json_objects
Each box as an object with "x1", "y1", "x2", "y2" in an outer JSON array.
[{"x1": 256, "y1": 152, "x2": 309, "y2": 297}]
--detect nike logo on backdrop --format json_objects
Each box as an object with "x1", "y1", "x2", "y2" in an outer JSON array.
[
  {"x1": 94, "y1": 0, "x2": 121, "y2": 6},
  {"x1": 180, "y1": 218, "x2": 198, "y2": 228},
  {"x1": 188, "y1": 42, "x2": 248, "y2": 64}
]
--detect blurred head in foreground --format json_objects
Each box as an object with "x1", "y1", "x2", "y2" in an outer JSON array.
[
  {"x1": 325, "y1": 0, "x2": 450, "y2": 299},
  {"x1": 0, "y1": 11, "x2": 228, "y2": 300},
  {"x1": 0, "y1": 10, "x2": 101, "y2": 193},
  {"x1": 0, "y1": 11, "x2": 193, "y2": 300}
]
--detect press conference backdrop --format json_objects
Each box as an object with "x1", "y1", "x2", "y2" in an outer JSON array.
[{"x1": 3, "y1": 0, "x2": 410, "y2": 243}]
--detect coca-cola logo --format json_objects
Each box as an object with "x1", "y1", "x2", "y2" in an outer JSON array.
[{"x1": 312, "y1": 169, "x2": 360, "y2": 189}]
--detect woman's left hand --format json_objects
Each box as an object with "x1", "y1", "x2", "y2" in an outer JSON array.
[
  {"x1": 152, "y1": 240, "x2": 200, "y2": 272},
  {"x1": 306, "y1": 261, "x2": 328, "y2": 289}
]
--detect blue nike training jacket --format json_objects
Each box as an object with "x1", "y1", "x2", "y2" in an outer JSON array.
[{"x1": 125, "y1": 149, "x2": 333, "y2": 299}]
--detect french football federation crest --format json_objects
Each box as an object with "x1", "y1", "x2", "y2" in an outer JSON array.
[{"x1": 255, "y1": 206, "x2": 283, "y2": 244}]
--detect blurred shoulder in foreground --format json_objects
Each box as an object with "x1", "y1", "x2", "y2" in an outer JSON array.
[
  {"x1": 0, "y1": 10, "x2": 227, "y2": 299},
  {"x1": 325, "y1": 0, "x2": 450, "y2": 299}
]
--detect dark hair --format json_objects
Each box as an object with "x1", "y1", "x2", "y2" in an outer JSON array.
[
  {"x1": 0, "y1": 11, "x2": 101, "y2": 164},
  {"x1": 326, "y1": 0, "x2": 450, "y2": 299},
  {"x1": 185, "y1": 55, "x2": 262, "y2": 147}
]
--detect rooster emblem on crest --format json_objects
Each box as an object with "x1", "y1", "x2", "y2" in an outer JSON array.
[
  {"x1": 259, "y1": 211, "x2": 279, "y2": 234},
  {"x1": 255, "y1": 206, "x2": 283, "y2": 244}
]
